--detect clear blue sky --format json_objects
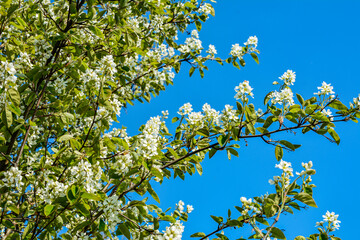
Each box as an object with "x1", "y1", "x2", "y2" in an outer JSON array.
[{"x1": 117, "y1": 1, "x2": 360, "y2": 239}]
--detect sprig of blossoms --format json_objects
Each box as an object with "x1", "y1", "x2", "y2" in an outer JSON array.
[
  {"x1": 275, "y1": 159, "x2": 294, "y2": 187},
  {"x1": 244, "y1": 36, "x2": 258, "y2": 50},
  {"x1": 316, "y1": 211, "x2": 341, "y2": 231},
  {"x1": 270, "y1": 88, "x2": 295, "y2": 106},
  {"x1": 279, "y1": 70, "x2": 296, "y2": 86},
  {"x1": 178, "y1": 103, "x2": 193, "y2": 116},
  {"x1": 234, "y1": 80, "x2": 254, "y2": 101},
  {"x1": 314, "y1": 81, "x2": 335, "y2": 98},
  {"x1": 239, "y1": 197, "x2": 261, "y2": 215}
]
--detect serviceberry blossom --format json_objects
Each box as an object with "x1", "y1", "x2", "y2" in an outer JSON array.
[
  {"x1": 322, "y1": 109, "x2": 333, "y2": 120},
  {"x1": 271, "y1": 88, "x2": 295, "y2": 106},
  {"x1": 230, "y1": 43, "x2": 244, "y2": 58},
  {"x1": 186, "y1": 205, "x2": 194, "y2": 213},
  {"x1": 140, "y1": 116, "x2": 164, "y2": 158},
  {"x1": 206, "y1": 44, "x2": 217, "y2": 55},
  {"x1": 244, "y1": 36, "x2": 258, "y2": 49},
  {"x1": 279, "y1": 70, "x2": 296, "y2": 86},
  {"x1": 162, "y1": 220, "x2": 185, "y2": 240},
  {"x1": 221, "y1": 104, "x2": 239, "y2": 123},
  {"x1": 275, "y1": 159, "x2": 294, "y2": 187},
  {"x1": 99, "y1": 195, "x2": 123, "y2": 231},
  {"x1": 314, "y1": 81, "x2": 335, "y2": 97},
  {"x1": 187, "y1": 111, "x2": 204, "y2": 127},
  {"x1": 275, "y1": 160, "x2": 293, "y2": 176},
  {"x1": 202, "y1": 103, "x2": 220, "y2": 125},
  {"x1": 0, "y1": 166, "x2": 23, "y2": 189},
  {"x1": 352, "y1": 94, "x2": 360, "y2": 108},
  {"x1": 178, "y1": 103, "x2": 193, "y2": 115},
  {"x1": 240, "y1": 197, "x2": 261, "y2": 215},
  {"x1": 176, "y1": 200, "x2": 185, "y2": 212},
  {"x1": 316, "y1": 211, "x2": 341, "y2": 231},
  {"x1": 234, "y1": 80, "x2": 254, "y2": 100},
  {"x1": 198, "y1": 3, "x2": 213, "y2": 16}
]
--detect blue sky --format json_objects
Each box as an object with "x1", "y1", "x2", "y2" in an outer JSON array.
[{"x1": 117, "y1": 1, "x2": 360, "y2": 239}]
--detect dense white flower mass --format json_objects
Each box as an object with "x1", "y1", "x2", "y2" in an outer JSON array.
[
  {"x1": 316, "y1": 211, "x2": 341, "y2": 231},
  {"x1": 99, "y1": 196, "x2": 124, "y2": 231},
  {"x1": 162, "y1": 220, "x2": 185, "y2": 240},
  {"x1": 0, "y1": 166, "x2": 23, "y2": 189},
  {"x1": 279, "y1": 70, "x2": 296, "y2": 86},
  {"x1": 314, "y1": 81, "x2": 335, "y2": 97},
  {"x1": 244, "y1": 36, "x2": 258, "y2": 49},
  {"x1": 234, "y1": 80, "x2": 254, "y2": 100},
  {"x1": 140, "y1": 116, "x2": 164, "y2": 158},
  {"x1": 230, "y1": 43, "x2": 244, "y2": 58},
  {"x1": 178, "y1": 103, "x2": 193, "y2": 116},
  {"x1": 270, "y1": 88, "x2": 295, "y2": 106},
  {"x1": 206, "y1": 44, "x2": 217, "y2": 55}
]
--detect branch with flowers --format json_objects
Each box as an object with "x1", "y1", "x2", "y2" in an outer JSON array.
[{"x1": 0, "y1": 0, "x2": 359, "y2": 239}]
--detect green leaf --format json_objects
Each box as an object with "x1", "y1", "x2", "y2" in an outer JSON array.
[
  {"x1": 295, "y1": 236, "x2": 306, "y2": 240},
  {"x1": 88, "y1": 26, "x2": 104, "y2": 39},
  {"x1": 279, "y1": 140, "x2": 295, "y2": 150},
  {"x1": 189, "y1": 67, "x2": 195, "y2": 77},
  {"x1": 294, "y1": 192, "x2": 318, "y2": 208},
  {"x1": 81, "y1": 192, "x2": 101, "y2": 201},
  {"x1": 190, "y1": 232, "x2": 206, "y2": 238},
  {"x1": 117, "y1": 223, "x2": 131, "y2": 239},
  {"x1": 2, "y1": 105, "x2": 13, "y2": 128},
  {"x1": 8, "y1": 205, "x2": 19, "y2": 214},
  {"x1": 296, "y1": 94, "x2": 305, "y2": 106},
  {"x1": 208, "y1": 148, "x2": 217, "y2": 159},
  {"x1": 147, "y1": 184, "x2": 160, "y2": 203},
  {"x1": 329, "y1": 100, "x2": 348, "y2": 111},
  {"x1": 8, "y1": 88, "x2": 20, "y2": 106},
  {"x1": 275, "y1": 145, "x2": 283, "y2": 161},
  {"x1": 44, "y1": 204, "x2": 54, "y2": 216},
  {"x1": 268, "y1": 227, "x2": 286, "y2": 239},
  {"x1": 328, "y1": 128, "x2": 340, "y2": 145},
  {"x1": 210, "y1": 215, "x2": 223, "y2": 224},
  {"x1": 58, "y1": 134, "x2": 73, "y2": 142},
  {"x1": 250, "y1": 53, "x2": 259, "y2": 64}
]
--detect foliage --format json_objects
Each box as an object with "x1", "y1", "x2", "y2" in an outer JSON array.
[{"x1": 0, "y1": 0, "x2": 359, "y2": 239}]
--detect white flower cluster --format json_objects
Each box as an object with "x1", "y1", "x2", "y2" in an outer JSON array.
[
  {"x1": 179, "y1": 30, "x2": 203, "y2": 53},
  {"x1": 198, "y1": 3, "x2": 213, "y2": 16},
  {"x1": 316, "y1": 211, "x2": 341, "y2": 231},
  {"x1": 240, "y1": 197, "x2": 261, "y2": 215},
  {"x1": 230, "y1": 36, "x2": 258, "y2": 58},
  {"x1": 243, "y1": 36, "x2": 258, "y2": 50},
  {"x1": 176, "y1": 200, "x2": 194, "y2": 214},
  {"x1": 0, "y1": 61, "x2": 17, "y2": 90},
  {"x1": 202, "y1": 103, "x2": 220, "y2": 125},
  {"x1": 113, "y1": 152, "x2": 133, "y2": 176},
  {"x1": 0, "y1": 166, "x2": 23, "y2": 189},
  {"x1": 279, "y1": 70, "x2": 296, "y2": 86},
  {"x1": 206, "y1": 44, "x2": 217, "y2": 56},
  {"x1": 187, "y1": 111, "x2": 204, "y2": 127},
  {"x1": 140, "y1": 116, "x2": 164, "y2": 158},
  {"x1": 352, "y1": 94, "x2": 360, "y2": 108},
  {"x1": 68, "y1": 159, "x2": 102, "y2": 193},
  {"x1": 275, "y1": 160, "x2": 294, "y2": 187},
  {"x1": 230, "y1": 43, "x2": 244, "y2": 59},
  {"x1": 314, "y1": 81, "x2": 335, "y2": 98},
  {"x1": 270, "y1": 88, "x2": 295, "y2": 106},
  {"x1": 178, "y1": 103, "x2": 193, "y2": 116},
  {"x1": 99, "y1": 195, "x2": 123, "y2": 231},
  {"x1": 321, "y1": 109, "x2": 333, "y2": 120},
  {"x1": 234, "y1": 80, "x2": 254, "y2": 100},
  {"x1": 162, "y1": 220, "x2": 185, "y2": 240},
  {"x1": 34, "y1": 39, "x2": 52, "y2": 65},
  {"x1": 99, "y1": 55, "x2": 117, "y2": 76},
  {"x1": 36, "y1": 171, "x2": 68, "y2": 203}
]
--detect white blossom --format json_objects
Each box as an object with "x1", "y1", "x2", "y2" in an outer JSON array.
[
  {"x1": 234, "y1": 80, "x2": 254, "y2": 100},
  {"x1": 314, "y1": 81, "x2": 335, "y2": 97},
  {"x1": 279, "y1": 70, "x2": 296, "y2": 86}
]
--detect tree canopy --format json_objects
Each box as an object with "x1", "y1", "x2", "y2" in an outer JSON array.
[{"x1": 0, "y1": 0, "x2": 358, "y2": 239}]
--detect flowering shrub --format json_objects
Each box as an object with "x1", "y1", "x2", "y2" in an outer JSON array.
[{"x1": 0, "y1": 0, "x2": 358, "y2": 239}]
